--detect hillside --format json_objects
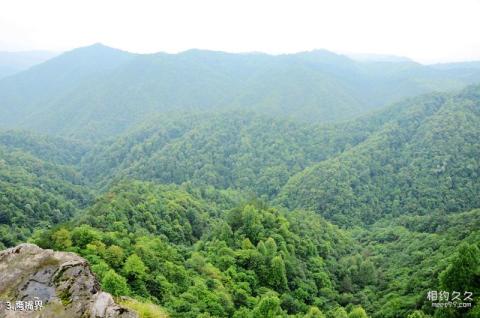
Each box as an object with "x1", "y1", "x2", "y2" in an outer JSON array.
[
  {"x1": 0, "y1": 131, "x2": 92, "y2": 248},
  {"x1": 358, "y1": 209, "x2": 480, "y2": 317},
  {"x1": 0, "y1": 44, "x2": 135, "y2": 131},
  {"x1": 79, "y1": 111, "x2": 385, "y2": 197},
  {"x1": 2, "y1": 44, "x2": 480, "y2": 140},
  {"x1": 32, "y1": 181, "x2": 358, "y2": 318},
  {"x1": 0, "y1": 50, "x2": 57, "y2": 79},
  {"x1": 0, "y1": 49, "x2": 479, "y2": 317},
  {"x1": 278, "y1": 86, "x2": 480, "y2": 225}
]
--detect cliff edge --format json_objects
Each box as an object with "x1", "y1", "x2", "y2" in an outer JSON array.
[{"x1": 0, "y1": 243, "x2": 137, "y2": 318}]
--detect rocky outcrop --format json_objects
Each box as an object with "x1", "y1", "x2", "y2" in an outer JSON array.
[{"x1": 0, "y1": 244, "x2": 137, "y2": 318}]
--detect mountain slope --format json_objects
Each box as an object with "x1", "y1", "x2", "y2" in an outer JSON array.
[
  {"x1": 0, "y1": 131, "x2": 92, "y2": 248},
  {"x1": 33, "y1": 181, "x2": 357, "y2": 318},
  {"x1": 2, "y1": 45, "x2": 480, "y2": 139},
  {"x1": 0, "y1": 44, "x2": 136, "y2": 129},
  {"x1": 358, "y1": 209, "x2": 480, "y2": 317},
  {"x1": 0, "y1": 129, "x2": 88, "y2": 165},
  {"x1": 0, "y1": 46, "x2": 479, "y2": 317},
  {"x1": 278, "y1": 86, "x2": 480, "y2": 225},
  {"x1": 0, "y1": 50, "x2": 57, "y2": 79},
  {"x1": 79, "y1": 111, "x2": 393, "y2": 197}
]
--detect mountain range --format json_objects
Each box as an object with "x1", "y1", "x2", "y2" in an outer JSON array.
[
  {"x1": 2, "y1": 44, "x2": 480, "y2": 140},
  {"x1": 0, "y1": 44, "x2": 479, "y2": 318},
  {"x1": 0, "y1": 50, "x2": 57, "y2": 79}
]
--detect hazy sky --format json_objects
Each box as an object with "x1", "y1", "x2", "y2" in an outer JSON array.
[{"x1": 1, "y1": 0, "x2": 479, "y2": 63}]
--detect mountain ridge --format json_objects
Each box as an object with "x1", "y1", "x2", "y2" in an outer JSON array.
[
  {"x1": 278, "y1": 85, "x2": 480, "y2": 225},
  {"x1": 2, "y1": 44, "x2": 480, "y2": 140}
]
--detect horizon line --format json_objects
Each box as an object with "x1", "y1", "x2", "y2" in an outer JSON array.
[{"x1": 2, "y1": 42, "x2": 480, "y2": 66}]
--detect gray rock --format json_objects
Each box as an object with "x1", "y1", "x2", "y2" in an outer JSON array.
[{"x1": 0, "y1": 244, "x2": 137, "y2": 318}]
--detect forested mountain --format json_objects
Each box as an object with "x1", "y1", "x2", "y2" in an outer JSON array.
[
  {"x1": 79, "y1": 111, "x2": 385, "y2": 197},
  {"x1": 359, "y1": 209, "x2": 480, "y2": 317},
  {"x1": 0, "y1": 50, "x2": 57, "y2": 79},
  {"x1": 0, "y1": 129, "x2": 88, "y2": 164},
  {"x1": 0, "y1": 131, "x2": 92, "y2": 248},
  {"x1": 2, "y1": 44, "x2": 480, "y2": 140},
  {"x1": 0, "y1": 44, "x2": 135, "y2": 132},
  {"x1": 0, "y1": 44, "x2": 479, "y2": 317},
  {"x1": 33, "y1": 181, "x2": 359, "y2": 318},
  {"x1": 278, "y1": 86, "x2": 480, "y2": 225}
]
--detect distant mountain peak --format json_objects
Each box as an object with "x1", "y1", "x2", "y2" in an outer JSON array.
[
  {"x1": 68, "y1": 42, "x2": 127, "y2": 54},
  {"x1": 45, "y1": 43, "x2": 135, "y2": 69},
  {"x1": 90, "y1": 42, "x2": 109, "y2": 48}
]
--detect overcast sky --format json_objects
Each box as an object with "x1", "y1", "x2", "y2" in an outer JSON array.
[{"x1": 1, "y1": 0, "x2": 479, "y2": 64}]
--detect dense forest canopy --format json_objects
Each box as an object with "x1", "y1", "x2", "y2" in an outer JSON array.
[
  {"x1": 0, "y1": 46, "x2": 479, "y2": 317},
  {"x1": 278, "y1": 88, "x2": 480, "y2": 225}
]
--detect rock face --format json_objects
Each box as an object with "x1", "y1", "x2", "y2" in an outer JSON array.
[{"x1": 0, "y1": 244, "x2": 137, "y2": 318}]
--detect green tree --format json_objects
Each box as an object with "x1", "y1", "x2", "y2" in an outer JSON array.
[
  {"x1": 358, "y1": 260, "x2": 376, "y2": 286},
  {"x1": 252, "y1": 296, "x2": 282, "y2": 318},
  {"x1": 270, "y1": 256, "x2": 288, "y2": 291},
  {"x1": 51, "y1": 228, "x2": 72, "y2": 250},
  {"x1": 265, "y1": 237, "x2": 278, "y2": 257},
  {"x1": 305, "y1": 306, "x2": 326, "y2": 318},
  {"x1": 123, "y1": 254, "x2": 147, "y2": 279},
  {"x1": 348, "y1": 307, "x2": 368, "y2": 318},
  {"x1": 439, "y1": 243, "x2": 480, "y2": 293},
  {"x1": 91, "y1": 261, "x2": 110, "y2": 281},
  {"x1": 102, "y1": 269, "x2": 130, "y2": 296},
  {"x1": 104, "y1": 245, "x2": 125, "y2": 268},
  {"x1": 328, "y1": 307, "x2": 348, "y2": 318},
  {"x1": 407, "y1": 310, "x2": 428, "y2": 318},
  {"x1": 71, "y1": 225, "x2": 100, "y2": 248}
]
